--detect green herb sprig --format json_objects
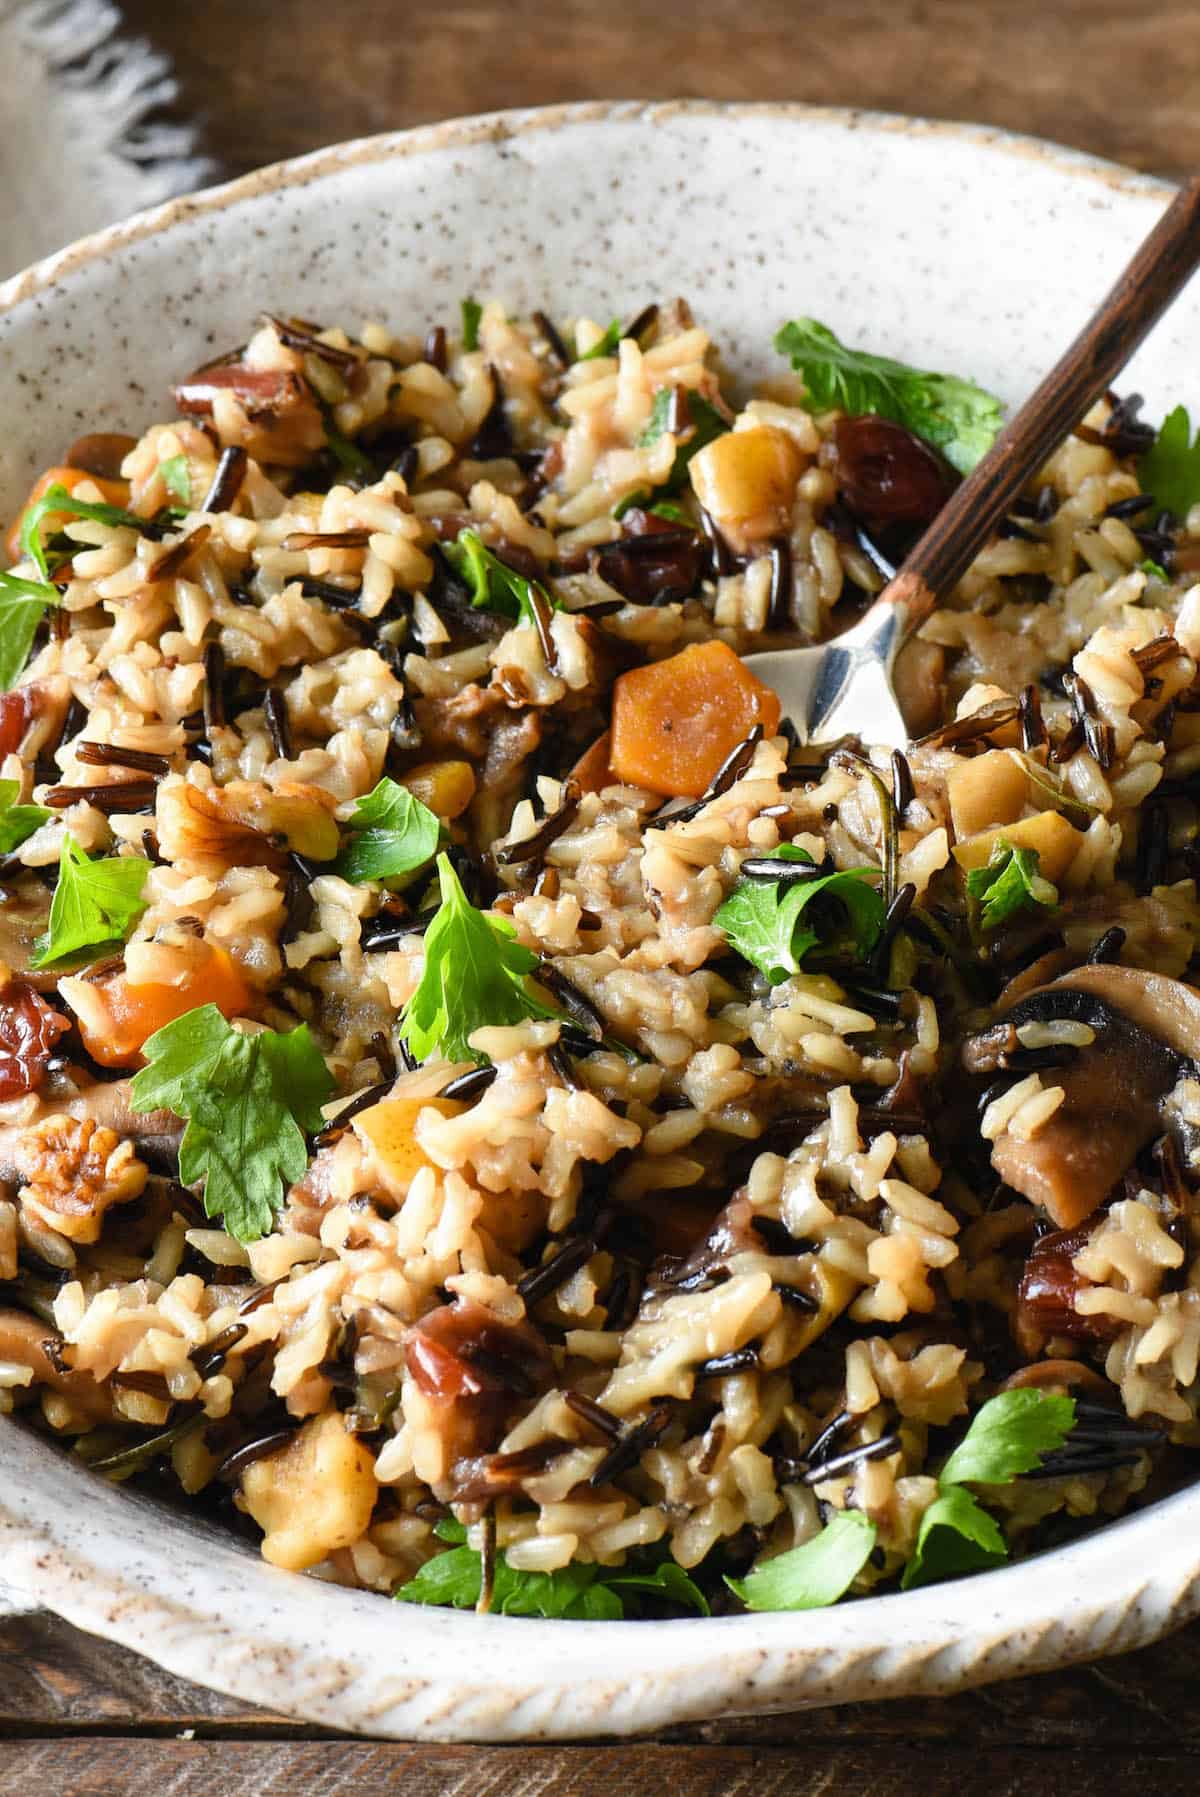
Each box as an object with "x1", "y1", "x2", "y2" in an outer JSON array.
[
  {"x1": 727, "y1": 1509, "x2": 877, "y2": 1613},
  {"x1": 396, "y1": 1520, "x2": 709, "y2": 1619},
  {"x1": 30, "y1": 836, "x2": 152, "y2": 969},
  {"x1": 0, "y1": 778, "x2": 50, "y2": 855},
  {"x1": 20, "y1": 483, "x2": 157, "y2": 581},
  {"x1": 714, "y1": 844, "x2": 885, "y2": 984},
  {"x1": 333, "y1": 777, "x2": 440, "y2": 885},
  {"x1": 902, "y1": 1388, "x2": 1075, "y2": 1588},
  {"x1": 0, "y1": 571, "x2": 62, "y2": 691},
  {"x1": 1138, "y1": 405, "x2": 1200, "y2": 519},
  {"x1": 130, "y1": 1005, "x2": 334, "y2": 1244},
  {"x1": 398, "y1": 852, "x2": 564, "y2": 1064},
  {"x1": 774, "y1": 318, "x2": 1004, "y2": 474},
  {"x1": 638, "y1": 387, "x2": 730, "y2": 491},
  {"x1": 442, "y1": 527, "x2": 558, "y2": 629},
  {"x1": 460, "y1": 297, "x2": 482, "y2": 352},
  {"x1": 965, "y1": 838, "x2": 1058, "y2": 932},
  {"x1": 729, "y1": 1390, "x2": 1077, "y2": 1613},
  {"x1": 578, "y1": 318, "x2": 622, "y2": 361},
  {"x1": 159, "y1": 455, "x2": 192, "y2": 505}
]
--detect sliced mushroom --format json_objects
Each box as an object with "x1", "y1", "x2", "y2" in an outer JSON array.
[
  {"x1": 988, "y1": 966, "x2": 1200, "y2": 1229},
  {"x1": 1002, "y1": 1358, "x2": 1113, "y2": 1398},
  {"x1": 0, "y1": 1309, "x2": 112, "y2": 1420}
]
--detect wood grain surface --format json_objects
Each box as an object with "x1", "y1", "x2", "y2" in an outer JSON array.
[
  {"x1": 11, "y1": 2, "x2": 1200, "y2": 1789},
  {"x1": 119, "y1": 0, "x2": 1200, "y2": 181}
]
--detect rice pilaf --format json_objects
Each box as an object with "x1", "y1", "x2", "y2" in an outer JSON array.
[{"x1": 0, "y1": 299, "x2": 1197, "y2": 1616}]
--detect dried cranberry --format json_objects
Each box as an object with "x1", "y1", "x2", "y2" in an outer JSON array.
[
  {"x1": 832, "y1": 415, "x2": 957, "y2": 538},
  {"x1": 594, "y1": 509, "x2": 706, "y2": 605},
  {"x1": 1014, "y1": 1218, "x2": 1122, "y2": 1359},
  {"x1": 0, "y1": 688, "x2": 36, "y2": 760},
  {"x1": 0, "y1": 979, "x2": 70, "y2": 1100},
  {"x1": 405, "y1": 1298, "x2": 552, "y2": 1469}
]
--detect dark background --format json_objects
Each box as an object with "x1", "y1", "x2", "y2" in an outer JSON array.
[{"x1": 7, "y1": 2, "x2": 1200, "y2": 1791}]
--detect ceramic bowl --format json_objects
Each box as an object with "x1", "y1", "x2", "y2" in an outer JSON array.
[{"x1": 0, "y1": 102, "x2": 1196, "y2": 1741}]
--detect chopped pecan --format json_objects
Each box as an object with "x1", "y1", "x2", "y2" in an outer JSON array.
[{"x1": 15, "y1": 1115, "x2": 147, "y2": 1244}]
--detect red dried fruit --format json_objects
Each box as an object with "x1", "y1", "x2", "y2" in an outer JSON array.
[
  {"x1": 832, "y1": 414, "x2": 957, "y2": 537},
  {"x1": 0, "y1": 978, "x2": 70, "y2": 1100},
  {"x1": 405, "y1": 1299, "x2": 553, "y2": 1490},
  {"x1": 1014, "y1": 1219, "x2": 1123, "y2": 1359},
  {"x1": 0, "y1": 688, "x2": 36, "y2": 760}
]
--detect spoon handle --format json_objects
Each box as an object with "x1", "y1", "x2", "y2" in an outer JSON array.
[{"x1": 879, "y1": 173, "x2": 1200, "y2": 636}]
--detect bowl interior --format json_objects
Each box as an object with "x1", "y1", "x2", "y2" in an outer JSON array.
[
  {"x1": 1, "y1": 102, "x2": 1197, "y2": 1739},
  {"x1": 0, "y1": 103, "x2": 1186, "y2": 510}
]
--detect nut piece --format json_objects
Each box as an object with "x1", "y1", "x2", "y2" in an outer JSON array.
[
  {"x1": 688, "y1": 425, "x2": 804, "y2": 552},
  {"x1": 240, "y1": 1408, "x2": 378, "y2": 1571},
  {"x1": 157, "y1": 774, "x2": 340, "y2": 870},
  {"x1": 399, "y1": 758, "x2": 477, "y2": 821},
  {"x1": 15, "y1": 1115, "x2": 147, "y2": 1244}
]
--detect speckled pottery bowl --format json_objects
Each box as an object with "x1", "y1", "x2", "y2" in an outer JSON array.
[{"x1": 1, "y1": 102, "x2": 1197, "y2": 1741}]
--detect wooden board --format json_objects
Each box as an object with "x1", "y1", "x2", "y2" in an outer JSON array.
[
  {"x1": 6, "y1": 1604, "x2": 1200, "y2": 1789},
  {"x1": 12, "y1": 0, "x2": 1200, "y2": 1786},
  {"x1": 120, "y1": 0, "x2": 1200, "y2": 181}
]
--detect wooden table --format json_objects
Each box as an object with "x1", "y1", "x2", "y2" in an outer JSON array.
[{"x1": 8, "y1": 2, "x2": 1200, "y2": 1788}]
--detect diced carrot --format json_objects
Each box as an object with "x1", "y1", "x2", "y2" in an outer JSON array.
[
  {"x1": 6, "y1": 466, "x2": 131, "y2": 566},
  {"x1": 77, "y1": 944, "x2": 254, "y2": 1069},
  {"x1": 609, "y1": 640, "x2": 781, "y2": 798}
]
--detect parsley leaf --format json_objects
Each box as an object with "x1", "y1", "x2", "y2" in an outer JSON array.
[
  {"x1": 774, "y1": 318, "x2": 1004, "y2": 475},
  {"x1": 900, "y1": 1486, "x2": 1007, "y2": 1590},
  {"x1": 442, "y1": 527, "x2": 557, "y2": 629},
  {"x1": 130, "y1": 1005, "x2": 334, "y2": 1243},
  {"x1": 965, "y1": 838, "x2": 1058, "y2": 931},
  {"x1": 30, "y1": 837, "x2": 151, "y2": 969},
  {"x1": 1139, "y1": 557, "x2": 1170, "y2": 581},
  {"x1": 1138, "y1": 405, "x2": 1200, "y2": 520},
  {"x1": 333, "y1": 778, "x2": 441, "y2": 885},
  {"x1": 399, "y1": 852, "x2": 562, "y2": 1064},
  {"x1": 578, "y1": 317, "x2": 622, "y2": 361},
  {"x1": 159, "y1": 455, "x2": 191, "y2": 505},
  {"x1": 0, "y1": 570, "x2": 62, "y2": 690},
  {"x1": 638, "y1": 387, "x2": 730, "y2": 490},
  {"x1": 714, "y1": 845, "x2": 885, "y2": 984},
  {"x1": 938, "y1": 1388, "x2": 1076, "y2": 1487},
  {"x1": 395, "y1": 1521, "x2": 708, "y2": 1619},
  {"x1": 460, "y1": 296, "x2": 482, "y2": 352},
  {"x1": 127, "y1": 1003, "x2": 232, "y2": 1113},
  {"x1": 605, "y1": 1560, "x2": 709, "y2": 1616},
  {"x1": 20, "y1": 483, "x2": 155, "y2": 581},
  {"x1": 0, "y1": 778, "x2": 50, "y2": 855},
  {"x1": 896, "y1": 1390, "x2": 1076, "y2": 1591},
  {"x1": 727, "y1": 1510, "x2": 877, "y2": 1612}
]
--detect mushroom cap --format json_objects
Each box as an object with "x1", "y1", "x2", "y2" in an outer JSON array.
[{"x1": 988, "y1": 964, "x2": 1199, "y2": 1229}]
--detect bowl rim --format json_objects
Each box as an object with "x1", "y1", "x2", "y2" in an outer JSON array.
[
  {"x1": 0, "y1": 96, "x2": 1176, "y2": 315},
  {"x1": 0, "y1": 99, "x2": 1193, "y2": 1740}
]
